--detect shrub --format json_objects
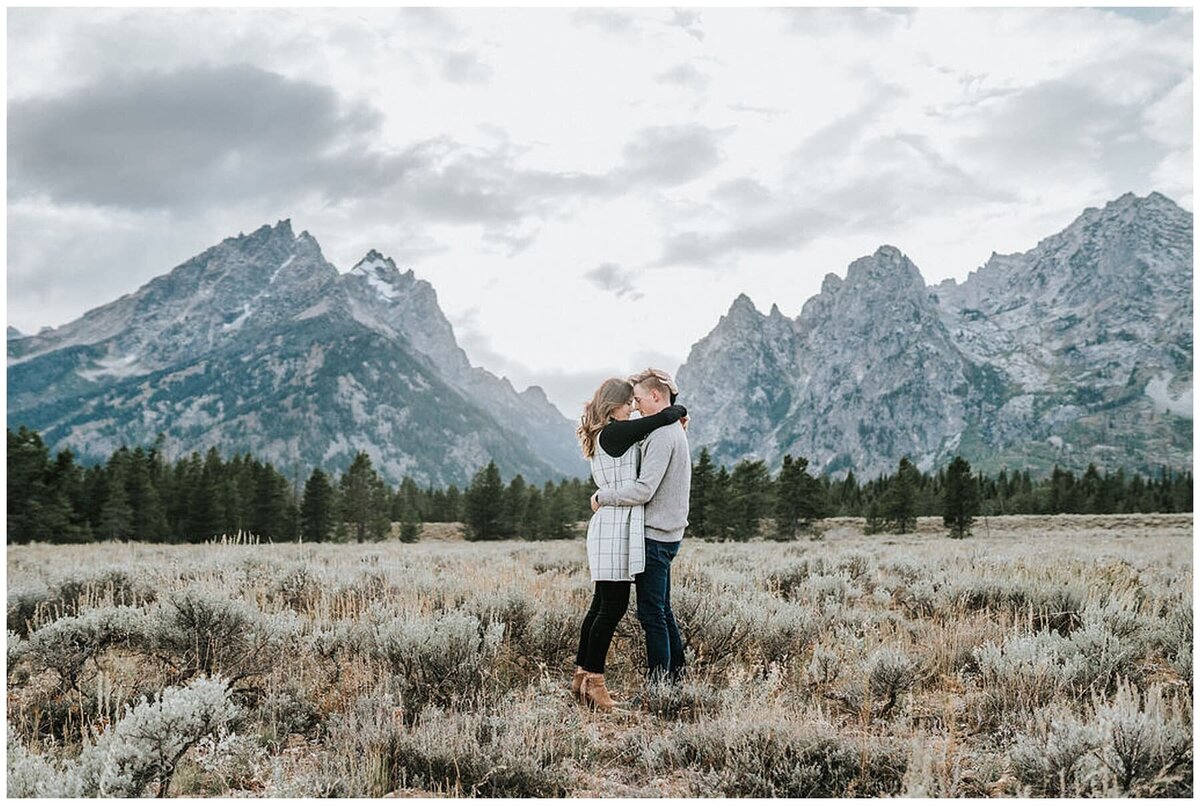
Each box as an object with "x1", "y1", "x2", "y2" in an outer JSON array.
[
  {"x1": 20, "y1": 605, "x2": 149, "y2": 690},
  {"x1": 751, "y1": 598, "x2": 818, "y2": 670},
  {"x1": 1009, "y1": 703, "x2": 1101, "y2": 796},
  {"x1": 1152, "y1": 600, "x2": 1192, "y2": 683},
  {"x1": 8, "y1": 568, "x2": 158, "y2": 639},
  {"x1": 675, "y1": 588, "x2": 816, "y2": 671},
  {"x1": 77, "y1": 676, "x2": 239, "y2": 796},
  {"x1": 357, "y1": 609, "x2": 505, "y2": 714},
  {"x1": 8, "y1": 630, "x2": 26, "y2": 667},
  {"x1": 148, "y1": 585, "x2": 301, "y2": 683},
  {"x1": 804, "y1": 644, "x2": 840, "y2": 687},
  {"x1": 7, "y1": 677, "x2": 238, "y2": 797},
  {"x1": 639, "y1": 676, "x2": 724, "y2": 721},
  {"x1": 947, "y1": 574, "x2": 1086, "y2": 633},
  {"x1": 52, "y1": 567, "x2": 156, "y2": 613},
  {"x1": 7, "y1": 583, "x2": 53, "y2": 636},
  {"x1": 827, "y1": 646, "x2": 918, "y2": 718},
  {"x1": 1091, "y1": 680, "x2": 1192, "y2": 796},
  {"x1": 326, "y1": 684, "x2": 589, "y2": 796},
  {"x1": 866, "y1": 646, "x2": 918, "y2": 714},
  {"x1": 766, "y1": 557, "x2": 830, "y2": 599},
  {"x1": 149, "y1": 586, "x2": 256, "y2": 678},
  {"x1": 647, "y1": 715, "x2": 907, "y2": 797},
  {"x1": 192, "y1": 730, "x2": 267, "y2": 792},
  {"x1": 269, "y1": 565, "x2": 322, "y2": 612},
  {"x1": 972, "y1": 618, "x2": 1140, "y2": 722},
  {"x1": 464, "y1": 589, "x2": 533, "y2": 648},
  {"x1": 519, "y1": 605, "x2": 581, "y2": 670},
  {"x1": 260, "y1": 683, "x2": 324, "y2": 743},
  {"x1": 7, "y1": 725, "x2": 84, "y2": 797}
]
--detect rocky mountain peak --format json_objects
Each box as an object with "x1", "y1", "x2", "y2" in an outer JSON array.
[
  {"x1": 727, "y1": 292, "x2": 761, "y2": 318},
  {"x1": 225, "y1": 219, "x2": 295, "y2": 252},
  {"x1": 8, "y1": 325, "x2": 24, "y2": 341},
  {"x1": 843, "y1": 245, "x2": 925, "y2": 291},
  {"x1": 348, "y1": 250, "x2": 411, "y2": 301}
]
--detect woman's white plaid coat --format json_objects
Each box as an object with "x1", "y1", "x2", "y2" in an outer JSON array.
[{"x1": 586, "y1": 438, "x2": 646, "y2": 581}]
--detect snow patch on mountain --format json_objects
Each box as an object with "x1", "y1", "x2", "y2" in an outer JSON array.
[
  {"x1": 1145, "y1": 373, "x2": 1193, "y2": 418},
  {"x1": 269, "y1": 255, "x2": 295, "y2": 285},
  {"x1": 351, "y1": 251, "x2": 400, "y2": 301},
  {"x1": 77, "y1": 351, "x2": 149, "y2": 381},
  {"x1": 222, "y1": 303, "x2": 253, "y2": 332}
]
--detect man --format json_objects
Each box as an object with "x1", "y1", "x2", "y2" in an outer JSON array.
[{"x1": 590, "y1": 367, "x2": 691, "y2": 684}]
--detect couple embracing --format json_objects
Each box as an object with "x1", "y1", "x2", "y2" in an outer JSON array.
[{"x1": 571, "y1": 368, "x2": 691, "y2": 711}]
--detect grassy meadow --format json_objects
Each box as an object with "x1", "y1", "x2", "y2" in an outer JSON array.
[{"x1": 6, "y1": 514, "x2": 1193, "y2": 797}]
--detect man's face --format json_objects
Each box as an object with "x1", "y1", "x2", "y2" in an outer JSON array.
[{"x1": 632, "y1": 383, "x2": 666, "y2": 416}]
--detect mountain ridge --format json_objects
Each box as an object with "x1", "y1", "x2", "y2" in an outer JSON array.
[
  {"x1": 8, "y1": 224, "x2": 584, "y2": 486},
  {"x1": 676, "y1": 191, "x2": 1193, "y2": 478}
]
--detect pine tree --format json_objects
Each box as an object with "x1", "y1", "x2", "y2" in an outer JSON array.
[
  {"x1": 688, "y1": 448, "x2": 715, "y2": 539},
  {"x1": 49, "y1": 448, "x2": 91, "y2": 542},
  {"x1": 1080, "y1": 463, "x2": 1102, "y2": 513},
  {"x1": 863, "y1": 496, "x2": 886, "y2": 534},
  {"x1": 464, "y1": 461, "x2": 505, "y2": 540},
  {"x1": 399, "y1": 477, "x2": 423, "y2": 521},
  {"x1": 187, "y1": 448, "x2": 227, "y2": 542},
  {"x1": 774, "y1": 455, "x2": 802, "y2": 540},
  {"x1": 523, "y1": 486, "x2": 545, "y2": 540},
  {"x1": 427, "y1": 488, "x2": 448, "y2": 522},
  {"x1": 7, "y1": 426, "x2": 77, "y2": 543},
  {"x1": 127, "y1": 447, "x2": 168, "y2": 540},
  {"x1": 445, "y1": 485, "x2": 463, "y2": 522},
  {"x1": 301, "y1": 468, "x2": 336, "y2": 542},
  {"x1": 502, "y1": 475, "x2": 528, "y2": 537},
  {"x1": 706, "y1": 466, "x2": 735, "y2": 542},
  {"x1": 729, "y1": 459, "x2": 770, "y2": 540},
  {"x1": 774, "y1": 454, "x2": 826, "y2": 539},
  {"x1": 339, "y1": 452, "x2": 389, "y2": 542},
  {"x1": 942, "y1": 456, "x2": 978, "y2": 538},
  {"x1": 882, "y1": 457, "x2": 919, "y2": 533},
  {"x1": 542, "y1": 481, "x2": 575, "y2": 540},
  {"x1": 252, "y1": 461, "x2": 292, "y2": 540},
  {"x1": 99, "y1": 457, "x2": 134, "y2": 541},
  {"x1": 836, "y1": 469, "x2": 862, "y2": 516},
  {"x1": 397, "y1": 494, "x2": 422, "y2": 543}
]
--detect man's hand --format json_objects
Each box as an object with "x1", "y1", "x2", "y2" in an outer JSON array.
[{"x1": 590, "y1": 491, "x2": 600, "y2": 513}]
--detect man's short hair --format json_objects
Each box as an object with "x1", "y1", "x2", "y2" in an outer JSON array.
[{"x1": 629, "y1": 368, "x2": 679, "y2": 405}]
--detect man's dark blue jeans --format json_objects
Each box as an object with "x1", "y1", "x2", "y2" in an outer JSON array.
[{"x1": 635, "y1": 537, "x2": 684, "y2": 682}]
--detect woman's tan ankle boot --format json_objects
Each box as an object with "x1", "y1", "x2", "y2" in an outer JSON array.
[
  {"x1": 571, "y1": 666, "x2": 587, "y2": 702},
  {"x1": 582, "y1": 672, "x2": 615, "y2": 712}
]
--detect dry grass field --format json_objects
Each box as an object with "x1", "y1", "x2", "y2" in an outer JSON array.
[{"x1": 6, "y1": 514, "x2": 1193, "y2": 797}]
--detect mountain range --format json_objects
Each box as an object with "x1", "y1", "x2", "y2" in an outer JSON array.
[
  {"x1": 8, "y1": 191, "x2": 1192, "y2": 485},
  {"x1": 8, "y1": 222, "x2": 584, "y2": 486},
  {"x1": 675, "y1": 191, "x2": 1192, "y2": 478}
]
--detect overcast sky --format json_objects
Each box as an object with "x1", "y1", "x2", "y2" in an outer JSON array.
[{"x1": 6, "y1": 6, "x2": 1193, "y2": 416}]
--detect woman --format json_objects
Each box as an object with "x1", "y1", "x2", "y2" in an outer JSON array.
[{"x1": 572, "y1": 377, "x2": 686, "y2": 711}]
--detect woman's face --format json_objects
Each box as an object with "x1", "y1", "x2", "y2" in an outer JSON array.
[{"x1": 611, "y1": 398, "x2": 634, "y2": 421}]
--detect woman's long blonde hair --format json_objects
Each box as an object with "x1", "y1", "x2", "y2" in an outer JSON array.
[{"x1": 577, "y1": 378, "x2": 633, "y2": 459}]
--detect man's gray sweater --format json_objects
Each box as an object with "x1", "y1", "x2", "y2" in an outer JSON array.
[{"x1": 595, "y1": 421, "x2": 691, "y2": 542}]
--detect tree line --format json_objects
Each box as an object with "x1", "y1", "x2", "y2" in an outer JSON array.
[
  {"x1": 6, "y1": 428, "x2": 592, "y2": 544},
  {"x1": 7, "y1": 427, "x2": 1192, "y2": 544},
  {"x1": 688, "y1": 448, "x2": 1193, "y2": 541}
]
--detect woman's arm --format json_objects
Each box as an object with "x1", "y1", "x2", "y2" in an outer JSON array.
[{"x1": 598, "y1": 404, "x2": 687, "y2": 458}]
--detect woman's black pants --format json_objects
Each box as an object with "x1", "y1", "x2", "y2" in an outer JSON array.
[{"x1": 575, "y1": 580, "x2": 631, "y2": 673}]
